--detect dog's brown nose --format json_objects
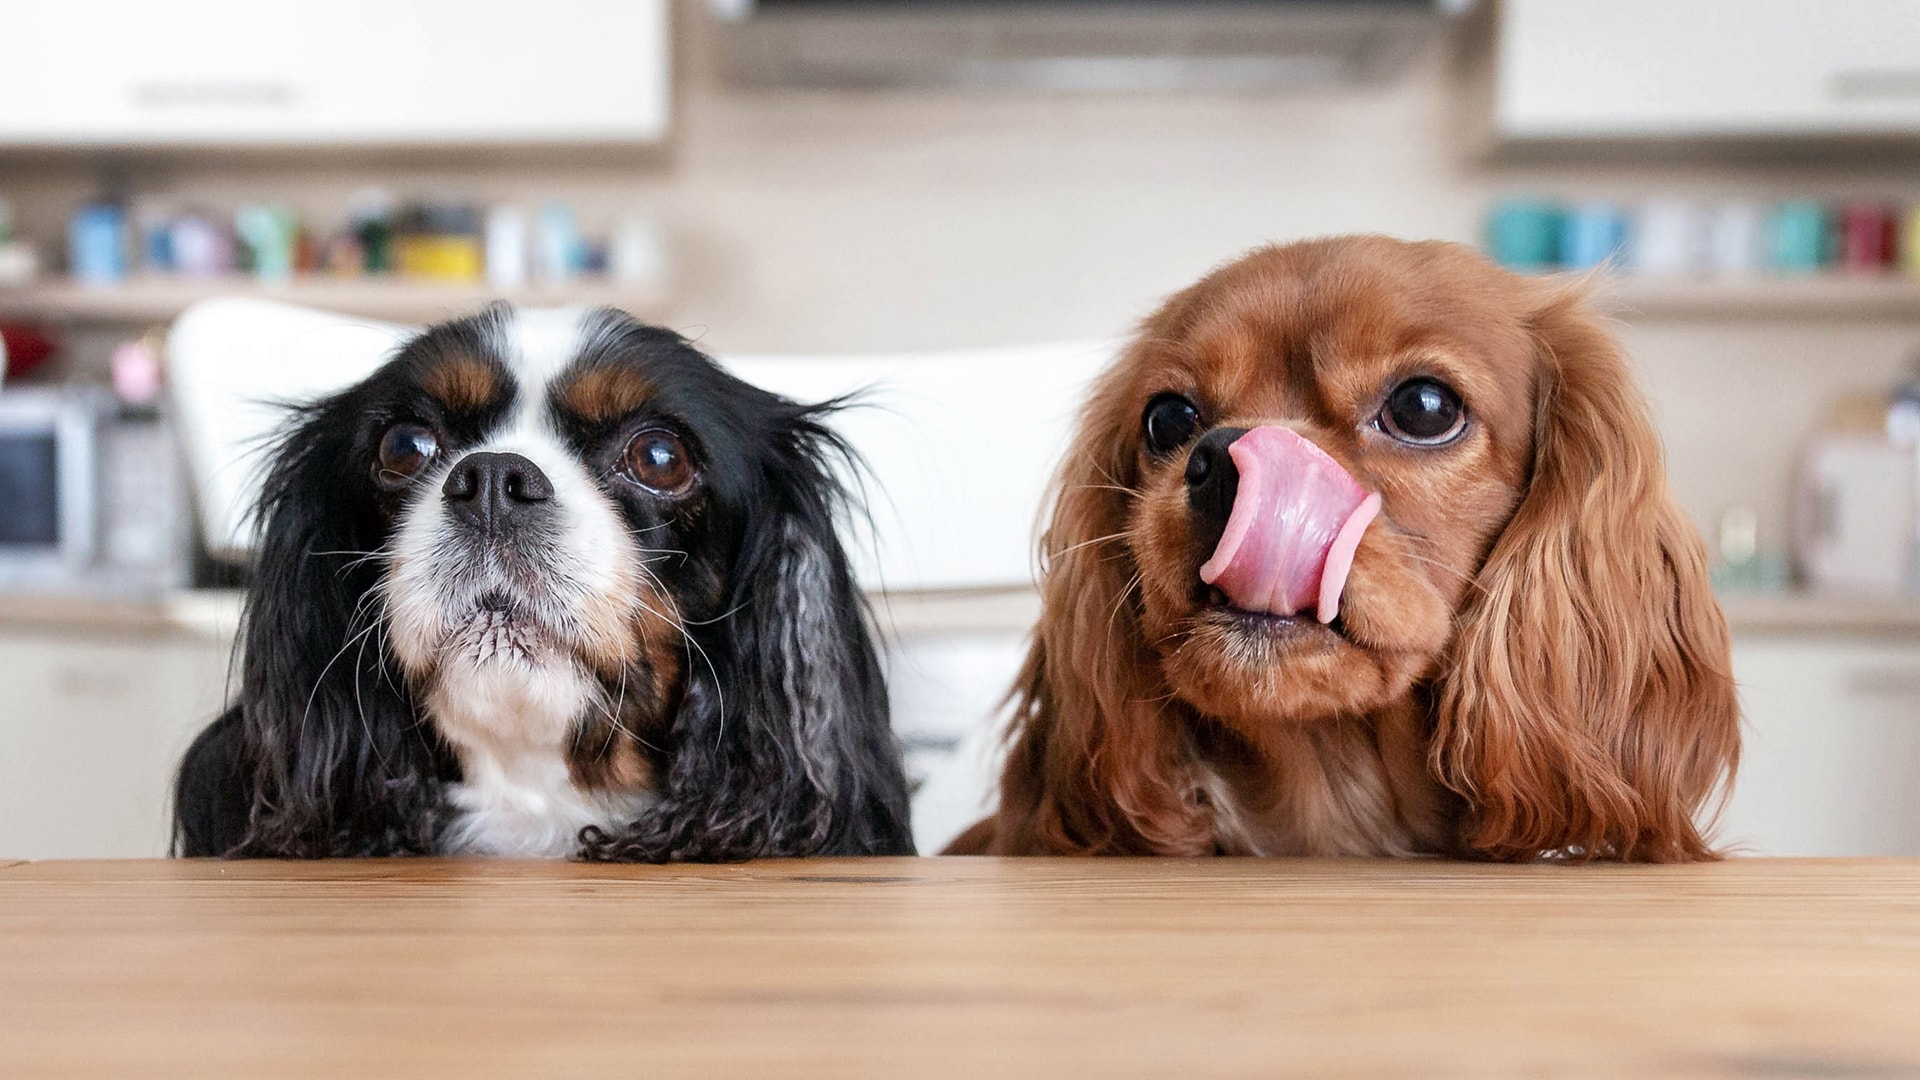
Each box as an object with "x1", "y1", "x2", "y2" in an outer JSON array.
[{"x1": 443, "y1": 451, "x2": 553, "y2": 534}]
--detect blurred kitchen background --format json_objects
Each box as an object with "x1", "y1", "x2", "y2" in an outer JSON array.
[{"x1": 3, "y1": 0, "x2": 1919, "y2": 859}]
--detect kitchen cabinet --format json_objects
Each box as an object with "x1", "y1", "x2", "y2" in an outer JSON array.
[
  {"x1": 0, "y1": 609, "x2": 1013, "y2": 860},
  {"x1": 1492, "y1": 0, "x2": 1920, "y2": 141},
  {"x1": 885, "y1": 628, "x2": 1029, "y2": 854},
  {"x1": 1719, "y1": 635, "x2": 1920, "y2": 856},
  {"x1": 882, "y1": 623, "x2": 1920, "y2": 859},
  {"x1": 0, "y1": 627, "x2": 231, "y2": 859},
  {"x1": 0, "y1": 0, "x2": 670, "y2": 148},
  {"x1": 4, "y1": 603, "x2": 1918, "y2": 860}
]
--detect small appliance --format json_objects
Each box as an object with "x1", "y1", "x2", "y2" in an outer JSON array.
[
  {"x1": 0, "y1": 386, "x2": 193, "y2": 594},
  {"x1": 1796, "y1": 433, "x2": 1916, "y2": 595}
]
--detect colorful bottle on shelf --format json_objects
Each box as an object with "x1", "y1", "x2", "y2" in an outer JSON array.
[
  {"x1": 1767, "y1": 200, "x2": 1829, "y2": 277},
  {"x1": 1560, "y1": 202, "x2": 1627, "y2": 271},
  {"x1": 395, "y1": 203, "x2": 483, "y2": 283},
  {"x1": 485, "y1": 205, "x2": 529, "y2": 291},
  {"x1": 68, "y1": 202, "x2": 129, "y2": 286},
  {"x1": 1484, "y1": 197, "x2": 1562, "y2": 272},
  {"x1": 1838, "y1": 202, "x2": 1899, "y2": 274}
]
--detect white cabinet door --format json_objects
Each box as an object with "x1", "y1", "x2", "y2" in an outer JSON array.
[
  {"x1": 0, "y1": 630, "x2": 231, "y2": 859},
  {"x1": 0, "y1": 0, "x2": 669, "y2": 146},
  {"x1": 1497, "y1": 0, "x2": 1920, "y2": 138},
  {"x1": 884, "y1": 629, "x2": 1027, "y2": 855},
  {"x1": 1719, "y1": 637, "x2": 1920, "y2": 856}
]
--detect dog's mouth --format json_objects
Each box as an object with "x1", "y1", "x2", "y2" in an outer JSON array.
[
  {"x1": 449, "y1": 589, "x2": 560, "y2": 662},
  {"x1": 1194, "y1": 583, "x2": 1353, "y2": 645}
]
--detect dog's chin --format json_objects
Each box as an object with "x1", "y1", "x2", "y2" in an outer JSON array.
[
  {"x1": 419, "y1": 597, "x2": 602, "y2": 748},
  {"x1": 443, "y1": 591, "x2": 562, "y2": 665},
  {"x1": 1152, "y1": 592, "x2": 1420, "y2": 728}
]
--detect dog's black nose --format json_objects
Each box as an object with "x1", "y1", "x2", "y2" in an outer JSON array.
[
  {"x1": 442, "y1": 451, "x2": 554, "y2": 534},
  {"x1": 1186, "y1": 426, "x2": 1248, "y2": 530}
]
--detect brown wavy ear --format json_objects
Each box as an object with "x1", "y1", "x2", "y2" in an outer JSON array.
[
  {"x1": 1433, "y1": 284, "x2": 1740, "y2": 862},
  {"x1": 972, "y1": 366, "x2": 1212, "y2": 856}
]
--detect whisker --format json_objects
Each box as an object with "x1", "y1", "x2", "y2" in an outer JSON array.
[
  {"x1": 681, "y1": 600, "x2": 750, "y2": 627},
  {"x1": 1104, "y1": 567, "x2": 1147, "y2": 641},
  {"x1": 624, "y1": 584, "x2": 726, "y2": 747},
  {"x1": 1051, "y1": 529, "x2": 1133, "y2": 560},
  {"x1": 597, "y1": 664, "x2": 634, "y2": 755},
  {"x1": 349, "y1": 606, "x2": 395, "y2": 775},
  {"x1": 1062, "y1": 483, "x2": 1141, "y2": 500},
  {"x1": 299, "y1": 606, "x2": 385, "y2": 753}
]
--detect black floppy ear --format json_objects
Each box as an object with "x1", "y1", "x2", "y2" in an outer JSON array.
[
  {"x1": 172, "y1": 391, "x2": 451, "y2": 857},
  {"x1": 581, "y1": 404, "x2": 914, "y2": 861}
]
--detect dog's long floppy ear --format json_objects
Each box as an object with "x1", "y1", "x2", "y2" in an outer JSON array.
[
  {"x1": 976, "y1": 366, "x2": 1213, "y2": 856},
  {"x1": 581, "y1": 401, "x2": 914, "y2": 861},
  {"x1": 173, "y1": 389, "x2": 450, "y2": 857},
  {"x1": 1433, "y1": 283, "x2": 1740, "y2": 863}
]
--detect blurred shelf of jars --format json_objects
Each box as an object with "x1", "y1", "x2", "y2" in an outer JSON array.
[{"x1": 0, "y1": 187, "x2": 676, "y2": 330}]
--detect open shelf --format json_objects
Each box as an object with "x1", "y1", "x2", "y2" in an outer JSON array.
[
  {"x1": 1599, "y1": 275, "x2": 1920, "y2": 321},
  {"x1": 1716, "y1": 591, "x2": 1920, "y2": 636},
  {"x1": 0, "y1": 276, "x2": 672, "y2": 326},
  {"x1": 6, "y1": 273, "x2": 1919, "y2": 328}
]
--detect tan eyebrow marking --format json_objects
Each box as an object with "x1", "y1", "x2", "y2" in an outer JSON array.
[
  {"x1": 560, "y1": 365, "x2": 655, "y2": 425},
  {"x1": 419, "y1": 355, "x2": 504, "y2": 413}
]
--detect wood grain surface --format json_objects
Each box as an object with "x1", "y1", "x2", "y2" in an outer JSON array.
[{"x1": 3, "y1": 857, "x2": 1918, "y2": 1079}]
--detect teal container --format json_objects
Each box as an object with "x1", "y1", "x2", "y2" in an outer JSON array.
[
  {"x1": 1767, "y1": 200, "x2": 1830, "y2": 276},
  {"x1": 1560, "y1": 202, "x2": 1628, "y2": 271},
  {"x1": 1485, "y1": 198, "x2": 1564, "y2": 272}
]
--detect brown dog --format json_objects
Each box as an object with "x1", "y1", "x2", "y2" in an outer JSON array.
[{"x1": 951, "y1": 236, "x2": 1738, "y2": 862}]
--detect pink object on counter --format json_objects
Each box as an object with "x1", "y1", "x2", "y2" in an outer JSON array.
[{"x1": 112, "y1": 339, "x2": 164, "y2": 405}]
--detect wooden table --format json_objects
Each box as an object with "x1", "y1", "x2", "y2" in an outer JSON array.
[{"x1": 4, "y1": 858, "x2": 1919, "y2": 1079}]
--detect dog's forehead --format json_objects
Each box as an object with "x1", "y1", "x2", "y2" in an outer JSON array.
[
  {"x1": 1150, "y1": 261, "x2": 1533, "y2": 413},
  {"x1": 506, "y1": 307, "x2": 665, "y2": 427},
  {"x1": 409, "y1": 307, "x2": 659, "y2": 429},
  {"x1": 503, "y1": 305, "x2": 597, "y2": 393}
]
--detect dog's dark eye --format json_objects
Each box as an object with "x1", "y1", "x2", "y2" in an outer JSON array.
[
  {"x1": 1142, "y1": 393, "x2": 1202, "y2": 457},
  {"x1": 374, "y1": 422, "x2": 441, "y2": 488},
  {"x1": 624, "y1": 429, "x2": 694, "y2": 494},
  {"x1": 1378, "y1": 379, "x2": 1466, "y2": 446}
]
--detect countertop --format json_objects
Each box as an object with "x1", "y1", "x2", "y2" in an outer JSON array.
[
  {"x1": 3, "y1": 586, "x2": 1919, "y2": 639},
  {"x1": 2, "y1": 856, "x2": 1917, "y2": 1079}
]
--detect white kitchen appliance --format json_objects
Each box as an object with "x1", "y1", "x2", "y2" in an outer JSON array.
[
  {"x1": 1796, "y1": 433, "x2": 1917, "y2": 595},
  {"x1": 708, "y1": 0, "x2": 1470, "y2": 91},
  {"x1": 0, "y1": 386, "x2": 193, "y2": 594}
]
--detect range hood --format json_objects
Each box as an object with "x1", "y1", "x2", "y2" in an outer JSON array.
[{"x1": 707, "y1": 1, "x2": 1472, "y2": 92}]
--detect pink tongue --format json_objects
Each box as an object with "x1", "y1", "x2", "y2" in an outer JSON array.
[{"x1": 1197, "y1": 426, "x2": 1380, "y2": 624}]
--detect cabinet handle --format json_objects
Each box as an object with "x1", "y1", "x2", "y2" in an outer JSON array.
[
  {"x1": 130, "y1": 82, "x2": 296, "y2": 109},
  {"x1": 1844, "y1": 667, "x2": 1920, "y2": 697},
  {"x1": 1830, "y1": 69, "x2": 1920, "y2": 101}
]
